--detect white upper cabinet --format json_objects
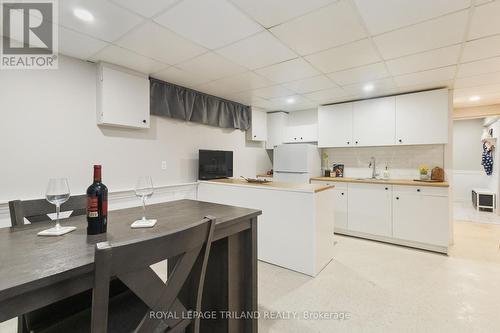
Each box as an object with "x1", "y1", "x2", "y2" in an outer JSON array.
[
  {"x1": 352, "y1": 96, "x2": 395, "y2": 147},
  {"x1": 316, "y1": 89, "x2": 449, "y2": 148},
  {"x1": 395, "y1": 89, "x2": 449, "y2": 145},
  {"x1": 97, "y1": 62, "x2": 150, "y2": 129},
  {"x1": 247, "y1": 107, "x2": 267, "y2": 141},
  {"x1": 284, "y1": 109, "x2": 318, "y2": 143},
  {"x1": 318, "y1": 103, "x2": 353, "y2": 148},
  {"x1": 266, "y1": 112, "x2": 288, "y2": 149}
]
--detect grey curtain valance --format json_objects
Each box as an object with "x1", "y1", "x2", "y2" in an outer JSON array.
[{"x1": 150, "y1": 78, "x2": 251, "y2": 130}]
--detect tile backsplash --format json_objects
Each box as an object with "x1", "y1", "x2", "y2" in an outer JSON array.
[{"x1": 322, "y1": 145, "x2": 445, "y2": 179}]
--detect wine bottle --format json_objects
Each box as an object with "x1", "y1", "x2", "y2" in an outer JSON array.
[{"x1": 86, "y1": 165, "x2": 108, "y2": 235}]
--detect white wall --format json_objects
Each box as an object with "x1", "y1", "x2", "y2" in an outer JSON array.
[
  {"x1": 0, "y1": 55, "x2": 271, "y2": 203},
  {"x1": 452, "y1": 119, "x2": 490, "y2": 202}
]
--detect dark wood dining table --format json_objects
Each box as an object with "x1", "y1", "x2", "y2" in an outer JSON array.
[{"x1": 0, "y1": 199, "x2": 261, "y2": 333}]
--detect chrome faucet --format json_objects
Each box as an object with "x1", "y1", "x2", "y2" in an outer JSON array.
[{"x1": 369, "y1": 157, "x2": 377, "y2": 179}]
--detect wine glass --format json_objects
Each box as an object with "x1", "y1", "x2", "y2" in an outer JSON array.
[
  {"x1": 133, "y1": 176, "x2": 156, "y2": 227},
  {"x1": 39, "y1": 178, "x2": 76, "y2": 236}
]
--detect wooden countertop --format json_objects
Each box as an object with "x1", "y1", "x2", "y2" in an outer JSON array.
[
  {"x1": 256, "y1": 174, "x2": 273, "y2": 178},
  {"x1": 201, "y1": 178, "x2": 334, "y2": 193},
  {"x1": 310, "y1": 177, "x2": 449, "y2": 187}
]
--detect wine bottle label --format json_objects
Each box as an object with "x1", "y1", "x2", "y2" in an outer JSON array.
[{"x1": 87, "y1": 197, "x2": 98, "y2": 218}]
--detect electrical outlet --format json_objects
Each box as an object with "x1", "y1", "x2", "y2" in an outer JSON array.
[{"x1": 161, "y1": 161, "x2": 167, "y2": 170}]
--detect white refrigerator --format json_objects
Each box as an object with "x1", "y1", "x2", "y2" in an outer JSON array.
[{"x1": 273, "y1": 144, "x2": 321, "y2": 183}]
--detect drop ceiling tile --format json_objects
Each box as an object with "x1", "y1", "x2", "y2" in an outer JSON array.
[
  {"x1": 269, "y1": 0, "x2": 367, "y2": 56},
  {"x1": 227, "y1": 91, "x2": 272, "y2": 107},
  {"x1": 255, "y1": 58, "x2": 320, "y2": 83},
  {"x1": 154, "y1": 0, "x2": 263, "y2": 49},
  {"x1": 385, "y1": 44, "x2": 461, "y2": 76},
  {"x1": 196, "y1": 71, "x2": 275, "y2": 95},
  {"x1": 152, "y1": 67, "x2": 211, "y2": 88},
  {"x1": 59, "y1": 0, "x2": 143, "y2": 42},
  {"x1": 269, "y1": 95, "x2": 315, "y2": 111},
  {"x1": 354, "y1": 0, "x2": 471, "y2": 35},
  {"x1": 373, "y1": 11, "x2": 468, "y2": 59},
  {"x1": 110, "y1": 0, "x2": 179, "y2": 17},
  {"x1": 453, "y1": 84, "x2": 500, "y2": 106},
  {"x1": 393, "y1": 66, "x2": 457, "y2": 87},
  {"x1": 305, "y1": 39, "x2": 381, "y2": 73},
  {"x1": 461, "y1": 35, "x2": 500, "y2": 62},
  {"x1": 216, "y1": 31, "x2": 297, "y2": 70},
  {"x1": 303, "y1": 87, "x2": 349, "y2": 103},
  {"x1": 468, "y1": 0, "x2": 500, "y2": 40},
  {"x1": 176, "y1": 52, "x2": 247, "y2": 83},
  {"x1": 282, "y1": 75, "x2": 337, "y2": 94},
  {"x1": 116, "y1": 22, "x2": 207, "y2": 65},
  {"x1": 454, "y1": 72, "x2": 500, "y2": 89},
  {"x1": 229, "y1": 0, "x2": 335, "y2": 28},
  {"x1": 251, "y1": 85, "x2": 296, "y2": 99},
  {"x1": 59, "y1": 27, "x2": 108, "y2": 59},
  {"x1": 458, "y1": 56, "x2": 500, "y2": 78},
  {"x1": 342, "y1": 78, "x2": 396, "y2": 97},
  {"x1": 91, "y1": 45, "x2": 169, "y2": 74},
  {"x1": 327, "y1": 62, "x2": 389, "y2": 85}
]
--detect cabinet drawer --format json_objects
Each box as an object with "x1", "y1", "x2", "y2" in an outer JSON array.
[{"x1": 393, "y1": 185, "x2": 448, "y2": 197}]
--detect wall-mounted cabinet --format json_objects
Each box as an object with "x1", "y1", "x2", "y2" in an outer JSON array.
[
  {"x1": 247, "y1": 107, "x2": 267, "y2": 141},
  {"x1": 97, "y1": 62, "x2": 150, "y2": 129},
  {"x1": 395, "y1": 89, "x2": 449, "y2": 145},
  {"x1": 266, "y1": 112, "x2": 288, "y2": 149},
  {"x1": 318, "y1": 88, "x2": 449, "y2": 148},
  {"x1": 284, "y1": 109, "x2": 318, "y2": 143}
]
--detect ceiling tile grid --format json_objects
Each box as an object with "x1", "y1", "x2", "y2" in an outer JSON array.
[{"x1": 34, "y1": 0, "x2": 500, "y2": 110}]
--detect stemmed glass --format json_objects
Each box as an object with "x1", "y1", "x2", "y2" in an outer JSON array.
[
  {"x1": 132, "y1": 176, "x2": 157, "y2": 228},
  {"x1": 38, "y1": 178, "x2": 76, "y2": 236}
]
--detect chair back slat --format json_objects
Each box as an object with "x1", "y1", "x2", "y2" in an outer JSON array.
[
  {"x1": 8, "y1": 195, "x2": 87, "y2": 226},
  {"x1": 91, "y1": 216, "x2": 216, "y2": 333},
  {"x1": 110, "y1": 221, "x2": 212, "y2": 275}
]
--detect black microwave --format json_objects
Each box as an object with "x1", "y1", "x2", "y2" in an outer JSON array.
[{"x1": 198, "y1": 150, "x2": 233, "y2": 180}]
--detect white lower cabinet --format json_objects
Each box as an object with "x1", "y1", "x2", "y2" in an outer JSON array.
[
  {"x1": 348, "y1": 183, "x2": 392, "y2": 237},
  {"x1": 392, "y1": 186, "x2": 449, "y2": 247},
  {"x1": 311, "y1": 180, "x2": 348, "y2": 230}
]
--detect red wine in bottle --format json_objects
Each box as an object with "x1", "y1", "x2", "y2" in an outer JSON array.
[{"x1": 86, "y1": 165, "x2": 108, "y2": 235}]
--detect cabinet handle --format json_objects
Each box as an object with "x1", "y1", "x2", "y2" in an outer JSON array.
[
  {"x1": 398, "y1": 139, "x2": 402, "y2": 143},
  {"x1": 347, "y1": 141, "x2": 350, "y2": 144},
  {"x1": 417, "y1": 189, "x2": 421, "y2": 192},
  {"x1": 341, "y1": 192, "x2": 344, "y2": 195},
  {"x1": 355, "y1": 141, "x2": 359, "y2": 144},
  {"x1": 300, "y1": 137, "x2": 303, "y2": 140},
  {"x1": 396, "y1": 197, "x2": 399, "y2": 200},
  {"x1": 385, "y1": 187, "x2": 388, "y2": 190},
  {"x1": 294, "y1": 137, "x2": 297, "y2": 140},
  {"x1": 142, "y1": 119, "x2": 147, "y2": 124},
  {"x1": 253, "y1": 135, "x2": 256, "y2": 138}
]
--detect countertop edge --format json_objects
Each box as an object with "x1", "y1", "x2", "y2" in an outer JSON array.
[{"x1": 310, "y1": 177, "x2": 449, "y2": 188}]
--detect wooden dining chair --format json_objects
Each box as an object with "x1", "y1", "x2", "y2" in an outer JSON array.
[
  {"x1": 9, "y1": 195, "x2": 91, "y2": 333},
  {"x1": 9, "y1": 195, "x2": 87, "y2": 226},
  {"x1": 41, "y1": 216, "x2": 217, "y2": 333}
]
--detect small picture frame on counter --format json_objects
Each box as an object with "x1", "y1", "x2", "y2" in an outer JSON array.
[{"x1": 332, "y1": 164, "x2": 344, "y2": 178}]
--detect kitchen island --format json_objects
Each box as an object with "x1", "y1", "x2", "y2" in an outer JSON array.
[{"x1": 198, "y1": 179, "x2": 335, "y2": 276}]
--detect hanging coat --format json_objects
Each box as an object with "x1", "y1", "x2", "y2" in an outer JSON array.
[{"x1": 482, "y1": 143, "x2": 493, "y2": 175}]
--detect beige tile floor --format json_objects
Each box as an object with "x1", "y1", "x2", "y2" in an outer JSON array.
[
  {"x1": 2, "y1": 220, "x2": 499, "y2": 333},
  {"x1": 258, "y1": 221, "x2": 500, "y2": 333}
]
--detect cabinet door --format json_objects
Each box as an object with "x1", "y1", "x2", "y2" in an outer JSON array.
[
  {"x1": 393, "y1": 186, "x2": 449, "y2": 246},
  {"x1": 266, "y1": 112, "x2": 287, "y2": 149},
  {"x1": 333, "y1": 188, "x2": 348, "y2": 230},
  {"x1": 318, "y1": 104, "x2": 353, "y2": 147},
  {"x1": 248, "y1": 108, "x2": 267, "y2": 141},
  {"x1": 352, "y1": 96, "x2": 395, "y2": 147},
  {"x1": 347, "y1": 183, "x2": 392, "y2": 237},
  {"x1": 395, "y1": 89, "x2": 449, "y2": 145}
]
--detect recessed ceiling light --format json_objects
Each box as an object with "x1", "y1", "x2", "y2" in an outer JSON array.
[
  {"x1": 73, "y1": 8, "x2": 94, "y2": 22},
  {"x1": 363, "y1": 83, "x2": 374, "y2": 92},
  {"x1": 469, "y1": 95, "x2": 481, "y2": 102},
  {"x1": 286, "y1": 97, "x2": 296, "y2": 104}
]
